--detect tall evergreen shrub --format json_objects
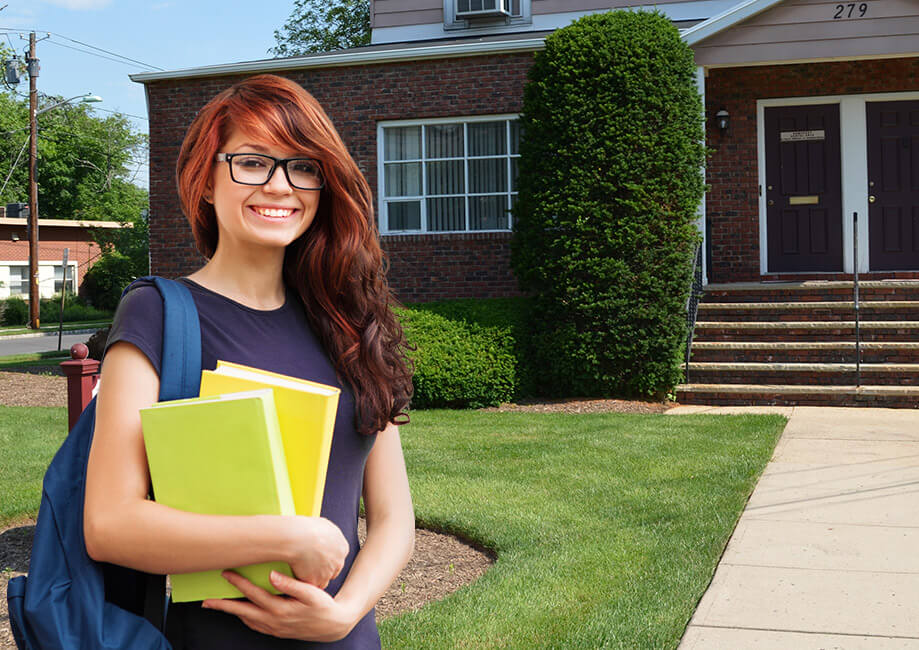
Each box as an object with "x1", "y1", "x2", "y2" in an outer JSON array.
[{"x1": 511, "y1": 10, "x2": 705, "y2": 398}]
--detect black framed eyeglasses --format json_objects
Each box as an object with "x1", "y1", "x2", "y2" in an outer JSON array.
[{"x1": 215, "y1": 153, "x2": 325, "y2": 190}]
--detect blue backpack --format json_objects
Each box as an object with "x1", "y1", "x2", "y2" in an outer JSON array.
[{"x1": 7, "y1": 277, "x2": 201, "y2": 650}]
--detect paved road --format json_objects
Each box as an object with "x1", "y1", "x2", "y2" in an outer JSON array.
[{"x1": 0, "y1": 332, "x2": 92, "y2": 357}]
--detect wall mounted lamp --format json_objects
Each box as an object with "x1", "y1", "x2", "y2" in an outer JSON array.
[
  {"x1": 715, "y1": 109, "x2": 730, "y2": 132},
  {"x1": 11, "y1": 233, "x2": 20, "y2": 241}
]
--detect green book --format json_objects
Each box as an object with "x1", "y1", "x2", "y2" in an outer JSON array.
[{"x1": 140, "y1": 388, "x2": 295, "y2": 602}]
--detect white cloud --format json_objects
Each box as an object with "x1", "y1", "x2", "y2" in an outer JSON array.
[{"x1": 41, "y1": 0, "x2": 112, "y2": 9}]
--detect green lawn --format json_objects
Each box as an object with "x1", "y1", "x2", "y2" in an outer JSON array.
[
  {"x1": 0, "y1": 406, "x2": 68, "y2": 527},
  {"x1": 0, "y1": 351, "x2": 70, "y2": 369},
  {"x1": 0, "y1": 407, "x2": 786, "y2": 648},
  {"x1": 380, "y1": 410, "x2": 786, "y2": 649},
  {"x1": 0, "y1": 319, "x2": 111, "y2": 337}
]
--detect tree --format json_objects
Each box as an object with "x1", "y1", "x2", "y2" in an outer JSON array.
[
  {"x1": 511, "y1": 11, "x2": 706, "y2": 399},
  {"x1": 0, "y1": 65, "x2": 150, "y2": 303},
  {"x1": 270, "y1": 0, "x2": 371, "y2": 57},
  {"x1": 0, "y1": 89, "x2": 148, "y2": 224}
]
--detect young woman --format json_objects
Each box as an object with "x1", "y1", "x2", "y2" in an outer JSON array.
[{"x1": 83, "y1": 74, "x2": 415, "y2": 648}]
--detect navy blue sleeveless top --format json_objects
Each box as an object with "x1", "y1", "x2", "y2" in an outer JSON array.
[{"x1": 104, "y1": 278, "x2": 380, "y2": 649}]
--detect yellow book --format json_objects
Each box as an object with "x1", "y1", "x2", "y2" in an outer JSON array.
[
  {"x1": 140, "y1": 389, "x2": 295, "y2": 602},
  {"x1": 199, "y1": 361, "x2": 340, "y2": 518}
]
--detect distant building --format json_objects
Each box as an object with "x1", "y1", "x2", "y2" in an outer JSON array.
[
  {"x1": 133, "y1": 0, "x2": 919, "y2": 301},
  {"x1": 0, "y1": 208, "x2": 125, "y2": 299}
]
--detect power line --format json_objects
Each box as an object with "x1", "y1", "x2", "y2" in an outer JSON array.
[
  {"x1": 0, "y1": 28, "x2": 163, "y2": 71},
  {"x1": 0, "y1": 134, "x2": 29, "y2": 197},
  {"x1": 0, "y1": 125, "x2": 30, "y2": 137},
  {"x1": 47, "y1": 31, "x2": 163, "y2": 71},
  {"x1": 43, "y1": 39, "x2": 153, "y2": 70},
  {"x1": 91, "y1": 106, "x2": 148, "y2": 121}
]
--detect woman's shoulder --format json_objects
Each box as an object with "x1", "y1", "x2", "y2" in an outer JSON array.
[{"x1": 104, "y1": 280, "x2": 166, "y2": 374}]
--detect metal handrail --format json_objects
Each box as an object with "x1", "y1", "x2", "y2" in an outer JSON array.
[
  {"x1": 853, "y1": 211, "x2": 861, "y2": 387},
  {"x1": 684, "y1": 242, "x2": 705, "y2": 382}
]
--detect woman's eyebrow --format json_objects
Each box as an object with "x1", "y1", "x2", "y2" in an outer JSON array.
[{"x1": 236, "y1": 143, "x2": 272, "y2": 153}]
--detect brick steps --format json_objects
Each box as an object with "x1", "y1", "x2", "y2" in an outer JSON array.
[
  {"x1": 698, "y1": 301, "x2": 919, "y2": 322},
  {"x1": 704, "y1": 280, "x2": 919, "y2": 302},
  {"x1": 676, "y1": 384, "x2": 919, "y2": 408},
  {"x1": 687, "y1": 362, "x2": 919, "y2": 386},
  {"x1": 694, "y1": 321, "x2": 919, "y2": 342},
  {"x1": 679, "y1": 281, "x2": 919, "y2": 408},
  {"x1": 691, "y1": 341, "x2": 919, "y2": 364}
]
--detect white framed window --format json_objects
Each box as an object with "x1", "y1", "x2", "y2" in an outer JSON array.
[
  {"x1": 444, "y1": 0, "x2": 530, "y2": 31},
  {"x1": 8, "y1": 265, "x2": 29, "y2": 296},
  {"x1": 378, "y1": 115, "x2": 521, "y2": 234},
  {"x1": 1, "y1": 262, "x2": 78, "y2": 299},
  {"x1": 53, "y1": 264, "x2": 76, "y2": 295}
]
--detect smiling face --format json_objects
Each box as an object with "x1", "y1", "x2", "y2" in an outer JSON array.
[{"x1": 208, "y1": 128, "x2": 321, "y2": 255}]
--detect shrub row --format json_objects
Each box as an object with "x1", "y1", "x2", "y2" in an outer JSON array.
[
  {"x1": 398, "y1": 297, "x2": 533, "y2": 409},
  {"x1": 0, "y1": 295, "x2": 112, "y2": 327}
]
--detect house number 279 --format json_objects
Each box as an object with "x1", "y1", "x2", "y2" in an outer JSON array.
[{"x1": 834, "y1": 3, "x2": 867, "y2": 18}]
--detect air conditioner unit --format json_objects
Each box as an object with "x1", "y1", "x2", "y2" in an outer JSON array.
[{"x1": 456, "y1": 0, "x2": 510, "y2": 19}]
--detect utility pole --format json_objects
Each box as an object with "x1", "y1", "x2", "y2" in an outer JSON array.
[{"x1": 27, "y1": 31, "x2": 40, "y2": 329}]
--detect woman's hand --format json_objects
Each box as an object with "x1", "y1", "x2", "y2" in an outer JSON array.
[
  {"x1": 202, "y1": 570, "x2": 360, "y2": 642},
  {"x1": 286, "y1": 516, "x2": 349, "y2": 589}
]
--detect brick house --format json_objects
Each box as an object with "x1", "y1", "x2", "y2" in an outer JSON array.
[
  {"x1": 133, "y1": 0, "x2": 919, "y2": 406},
  {"x1": 0, "y1": 207, "x2": 123, "y2": 300},
  {"x1": 132, "y1": 0, "x2": 919, "y2": 295}
]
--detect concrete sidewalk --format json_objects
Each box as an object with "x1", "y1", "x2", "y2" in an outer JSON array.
[{"x1": 669, "y1": 405, "x2": 919, "y2": 649}]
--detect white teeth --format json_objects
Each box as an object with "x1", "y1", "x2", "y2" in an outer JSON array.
[{"x1": 254, "y1": 207, "x2": 294, "y2": 218}]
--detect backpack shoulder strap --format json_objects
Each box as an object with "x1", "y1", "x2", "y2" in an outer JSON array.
[
  {"x1": 133, "y1": 276, "x2": 202, "y2": 632},
  {"x1": 127, "y1": 276, "x2": 202, "y2": 402}
]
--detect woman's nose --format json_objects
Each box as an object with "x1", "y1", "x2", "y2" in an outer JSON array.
[{"x1": 263, "y1": 164, "x2": 293, "y2": 194}]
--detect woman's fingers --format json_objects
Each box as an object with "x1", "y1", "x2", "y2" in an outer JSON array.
[
  {"x1": 203, "y1": 570, "x2": 281, "y2": 616},
  {"x1": 269, "y1": 570, "x2": 326, "y2": 604}
]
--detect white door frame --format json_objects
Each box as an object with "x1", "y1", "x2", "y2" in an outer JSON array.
[{"x1": 757, "y1": 90, "x2": 919, "y2": 275}]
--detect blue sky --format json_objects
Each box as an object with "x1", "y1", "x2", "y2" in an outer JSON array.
[{"x1": 1, "y1": 0, "x2": 296, "y2": 187}]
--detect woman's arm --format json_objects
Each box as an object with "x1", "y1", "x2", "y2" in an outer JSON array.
[
  {"x1": 334, "y1": 421, "x2": 415, "y2": 621},
  {"x1": 83, "y1": 341, "x2": 348, "y2": 587},
  {"x1": 202, "y1": 421, "x2": 415, "y2": 641}
]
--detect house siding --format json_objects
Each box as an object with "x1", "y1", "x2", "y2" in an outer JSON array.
[
  {"x1": 371, "y1": 0, "x2": 703, "y2": 29},
  {"x1": 144, "y1": 52, "x2": 534, "y2": 302},
  {"x1": 372, "y1": 0, "x2": 440, "y2": 28},
  {"x1": 704, "y1": 56, "x2": 919, "y2": 283},
  {"x1": 533, "y1": 0, "x2": 700, "y2": 13},
  {"x1": 695, "y1": 0, "x2": 919, "y2": 65}
]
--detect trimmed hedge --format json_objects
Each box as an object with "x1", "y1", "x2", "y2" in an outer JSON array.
[
  {"x1": 0, "y1": 295, "x2": 111, "y2": 327},
  {"x1": 39, "y1": 295, "x2": 111, "y2": 323},
  {"x1": 398, "y1": 305, "x2": 518, "y2": 409},
  {"x1": 0, "y1": 297, "x2": 29, "y2": 326},
  {"x1": 408, "y1": 296, "x2": 538, "y2": 399},
  {"x1": 511, "y1": 10, "x2": 705, "y2": 398}
]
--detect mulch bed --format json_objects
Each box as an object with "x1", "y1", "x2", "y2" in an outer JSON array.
[
  {"x1": 486, "y1": 397, "x2": 672, "y2": 414},
  {"x1": 0, "y1": 368, "x2": 670, "y2": 646},
  {"x1": 0, "y1": 518, "x2": 493, "y2": 649},
  {"x1": 0, "y1": 368, "x2": 66, "y2": 408}
]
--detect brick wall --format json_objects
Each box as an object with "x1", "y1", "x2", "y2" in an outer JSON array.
[
  {"x1": 0, "y1": 223, "x2": 102, "y2": 291},
  {"x1": 144, "y1": 53, "x2": 534, "y2": 302},
  {"x1": 705, "y1": 56, "x2": 919, "y2": 283}
]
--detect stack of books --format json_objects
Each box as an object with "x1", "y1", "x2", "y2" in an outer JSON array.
[{"x1": 140, "y1": 361, "x2": 340, "y2": 602}]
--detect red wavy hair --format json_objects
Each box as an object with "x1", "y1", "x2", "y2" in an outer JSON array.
[{"x1": 176, "y1": 74, "x2": 412, "y2": 435}]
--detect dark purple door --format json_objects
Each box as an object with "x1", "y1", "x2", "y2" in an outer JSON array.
[
  {"x1": 867, "y1": 100, "x2": 919, "y2": 271},
  {"x1": 765, "y1": 104, "x2": 843, "y2": 272}
]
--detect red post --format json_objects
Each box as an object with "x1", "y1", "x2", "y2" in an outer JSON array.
[{"x1": 60, "y1": 343, "x2": 100, "y2": 430}]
